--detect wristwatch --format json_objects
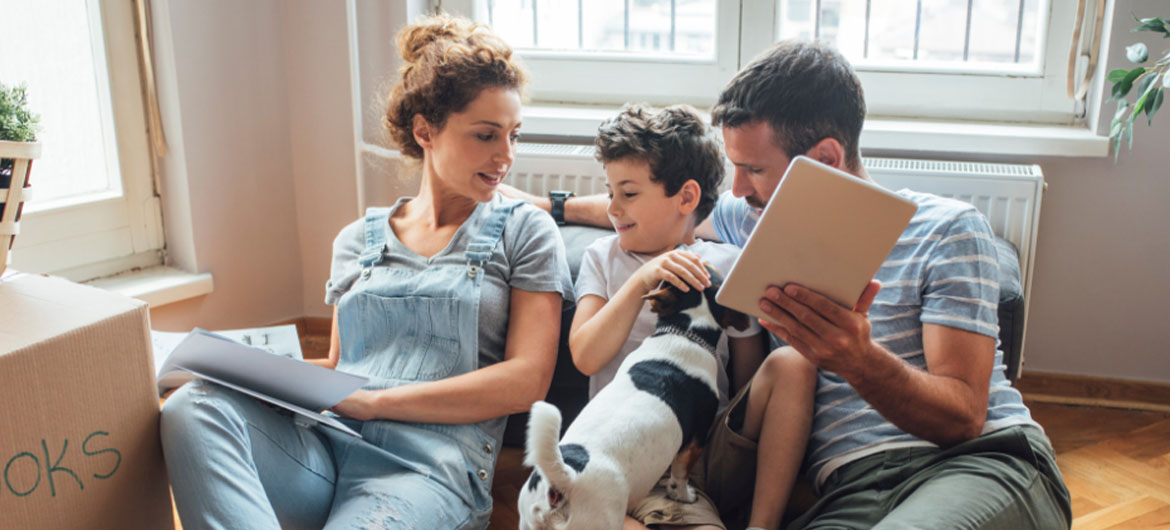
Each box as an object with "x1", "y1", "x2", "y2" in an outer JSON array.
[{"x1": 549, "y1": 190, "x2": 574, "y2": 226}]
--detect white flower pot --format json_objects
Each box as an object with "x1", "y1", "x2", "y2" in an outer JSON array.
[{"x1": 0, "y1": 140, "x2": 42, "y2": 276}]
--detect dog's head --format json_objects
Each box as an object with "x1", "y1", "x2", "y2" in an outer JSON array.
[{"x1": 643, "y1": 263, "x2": 751, "y2": 335}]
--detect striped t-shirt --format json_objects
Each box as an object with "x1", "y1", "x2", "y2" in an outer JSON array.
[{"x1": 711, "y1": 189, "x2": 1039, "y2": 490}]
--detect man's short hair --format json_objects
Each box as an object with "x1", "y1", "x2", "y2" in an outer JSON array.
[
  {"x1": 594, "y1": 103, "x2": 725, "y2": 222},
  {"x1": 711, "y1": 40, "x2": 866, "y2": 171}
]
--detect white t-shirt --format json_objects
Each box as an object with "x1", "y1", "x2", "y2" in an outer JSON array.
[{"x1": 575, "y1": 235, "x2": 761, "y2": 407}]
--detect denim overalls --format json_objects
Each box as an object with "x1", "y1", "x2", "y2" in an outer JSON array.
[
  {"x1": 327, "y1": 200, "x2": 520, "y2": 527},
  {"x1": 161, "y1": 199, "x2": 521, "y2": 530}
]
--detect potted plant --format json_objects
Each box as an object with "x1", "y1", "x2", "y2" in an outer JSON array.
[
  {"x1": 0, "y1": 81, "x2": 42, "y2": 276},
  {"x1": 1108, "y1": 15, "x2": 1169, "y2": 160}
]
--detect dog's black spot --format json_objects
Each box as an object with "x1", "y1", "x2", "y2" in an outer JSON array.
[
  {"x1": 559, "y1": 443, "x2": 589, "y2": 473},
  {"x1": 526, "y1": 471, "x2": 542, "y2": 492},
  {"x1": 650, "y1": 287, "x2": 724, "y2": 350},
  {"x1": 655, "y1": 311, "x2": 692, "y2": 332},
  {"x1": 628, "y1": 359, "x2": 719, "y2": 448}
]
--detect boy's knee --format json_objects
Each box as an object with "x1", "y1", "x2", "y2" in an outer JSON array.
[{"x1": 758, "y1": 347, "x2": 815, "y2": 382}]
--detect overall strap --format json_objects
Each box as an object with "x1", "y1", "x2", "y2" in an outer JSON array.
[
  {"x1": 465, "y1": 198, "x2": 521, "y2": 278},
  {"x1": 359, "y1": 207, "x2": 392, "y2": 275}
]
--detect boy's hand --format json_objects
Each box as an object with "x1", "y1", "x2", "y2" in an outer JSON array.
[{"x1": 633, "y1": 249, "x2": 711, "y2": 294}]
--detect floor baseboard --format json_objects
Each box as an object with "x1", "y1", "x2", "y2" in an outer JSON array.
[{"x1": 1017, "y1": 371, "x2": 1170, "y2": 412}]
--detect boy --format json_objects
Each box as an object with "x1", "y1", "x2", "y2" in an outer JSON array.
[{"x1": 570, "y1": 103, "x2": 815, "y2": 530}]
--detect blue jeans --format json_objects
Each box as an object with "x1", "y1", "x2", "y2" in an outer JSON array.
[{"x1": 161, "y1": 381, "x2": 478, "y2": 530}]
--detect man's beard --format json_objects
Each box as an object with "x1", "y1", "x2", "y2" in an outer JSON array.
[{"x1": 745, "y1": 195, "x2": 766, "y2": 210}]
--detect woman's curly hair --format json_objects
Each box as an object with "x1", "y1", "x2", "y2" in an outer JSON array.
[{"x1": 385, "y1": 14, "x2": 528, "y2": 160}]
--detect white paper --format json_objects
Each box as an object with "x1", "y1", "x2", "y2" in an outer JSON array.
[
  {"x1": 178, "y1": 367, "x2": 361, "y2": 438},
  {"x1": 156, "y1": 328, "x2": 368, "y2": 438}
]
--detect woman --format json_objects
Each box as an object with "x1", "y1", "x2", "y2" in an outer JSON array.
[{"x1": 161, "y1": 14, "x2": 572, "y2": 530}]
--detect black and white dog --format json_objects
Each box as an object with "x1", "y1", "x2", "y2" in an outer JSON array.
[{"x1": 518, "y1": 267, "x2": 749, "y2": 530}]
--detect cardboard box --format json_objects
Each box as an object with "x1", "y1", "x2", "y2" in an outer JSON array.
[{"x1": 0, "y1": 272, "x2": 173, "y2": 530}]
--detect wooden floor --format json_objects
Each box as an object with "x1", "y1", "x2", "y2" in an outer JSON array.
[
  {"x1": 483, "y1": 400, "x2": 1170, "y2": 529},
  {"x1": 1028, "y1": 401, "x2": 1170, "y2": 529}
]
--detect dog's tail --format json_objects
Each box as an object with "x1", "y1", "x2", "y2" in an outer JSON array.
[{"x1": 525, "y1": 401, "x2": 576, "y2": 491}]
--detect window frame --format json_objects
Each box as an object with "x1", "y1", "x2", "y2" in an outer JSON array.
[
  {"x1": 9, "y1": 0, "x2": 164, "y2": 281},
  {"x1": 740, "y1": 0, "x2": 1078, "y2": 124},
  {"x1": 447, "y1": 0, "x2": 1082, "y2": 125},
  {"x1": 444, "y1": 0, "x2": 742, "y2": 107}
]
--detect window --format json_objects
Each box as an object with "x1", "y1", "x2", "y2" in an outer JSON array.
[
  {"x1": 446, "y1": 0, "x2": 741, "y2": 106},
  {"x1": 0, "y1": 0, "x2": 163, "y2": 280},
  {"x1": 758, "y1": 0, "x2": 1075, "y2": 123},
  {"x1": 450, "y1": 0, "x2": 1079, "y2": 124}
]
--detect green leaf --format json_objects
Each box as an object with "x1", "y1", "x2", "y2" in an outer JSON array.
[
  {"x1": 1113, "y1": 126, "x2": 1123, "y2": 162},
  {"x1": 1134, "y1": 16, "x2": 1170, "y2": 35},
  {"x1": 1147, "y1": 88, "x2": 1164, "y2": 125},
  {"x1": 1114, "y1": 100, "x2": 1130, "y2": 121},
  {"x1": 1132, "y1": 74, "x2": 1161, "y2": 121},
  {"x1": 1138, "y1": 72, "x2": 1158, "y2": 95},
  {"x1": 1111, "y1": 67, "x2": 1147, "y2": 101},
  {"x1": 1164, "y1": 72, "x2": 1170, "y2": 88},
  {"x1": 1108, "y1": 68, "x2": 1130, "y2": 83},
  {"x1": 0, "y1": 82, "x2": 41, "y2": 142},
  {"x1": 1128, "y1": 42, "x2": 1150, "y2": 63}
]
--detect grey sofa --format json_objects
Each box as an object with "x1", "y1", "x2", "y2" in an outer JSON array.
[{"x1": 503, "y1": 224, "x2": 1026, "y2": 447}]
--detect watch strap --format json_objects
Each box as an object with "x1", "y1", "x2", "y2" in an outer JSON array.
[{"x1": 549, "y1": 190, "x2": 574, "y2": 225}]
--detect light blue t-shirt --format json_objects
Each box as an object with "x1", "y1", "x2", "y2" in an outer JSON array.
[{"x1": 710, "y1": 189, "x2": 1039, "y2": 489}]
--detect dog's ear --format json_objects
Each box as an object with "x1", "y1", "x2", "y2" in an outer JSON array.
[
  {"x1": 643, "y1": 286, "x2": 681, "y2": 316},
  {"x1": 719, "y1": 307, "x2": 752, "y2": 332}
]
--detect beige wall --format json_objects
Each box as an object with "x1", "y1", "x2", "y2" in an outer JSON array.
[
  {"x1": 148, "y1": 1, "x2": 1170, "y2": 382},
  {"x1": 149, "y1": 0, "x2": 308, "y2": 331},
  {"x1": 1024, "y1": 0, "x2": 1170, "y2": 381}
]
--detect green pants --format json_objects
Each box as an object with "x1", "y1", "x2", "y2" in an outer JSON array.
[{"x1": 788, "y1": 425, "x2": 1071, "y2": 530}]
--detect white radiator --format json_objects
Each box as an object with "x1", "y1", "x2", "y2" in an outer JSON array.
[{"x1": 509, "y1": 142, "x2": 1045, "y2": 362}]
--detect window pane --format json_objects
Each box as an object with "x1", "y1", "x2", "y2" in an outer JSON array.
[
  {"x1": 535, "y1": 0, "x2": 579, "y2": 50},
  {"x1": 581, "y1": 0, "x2": 627, "y2": 51},
  {"x1": 0, "y1": 0, "x2": 121, "y2": 204},
  {"x1": 628, "y1": 0, "x2": 673, "y2": 53},
  {"x1": 918, "y1": 0, "x2": 969, "y2": 62},
  {"x1": 488, "y1": 0, "x2": 716, "y2": 58},
  {"x1": 969, "y1": 0, "x2": 1036, "y2": 64},
  {"x1": 777, "y1": 0, "x2": 1042, "y2": 71},
  {"x1": 674, "y1": 0, "x2": 716, "y2": 56},
  {"x1": 488, "y1": 0, "x2": 535, "y2": 48}
]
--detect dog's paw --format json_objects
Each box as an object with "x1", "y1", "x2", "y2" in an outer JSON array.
[{"x1": 664, "y1": 476, "x2": 698, "y2": 503}]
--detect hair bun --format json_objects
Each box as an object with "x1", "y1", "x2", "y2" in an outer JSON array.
[{"x1": 397, "y1": 13, "x2": 475, "y2": 64}]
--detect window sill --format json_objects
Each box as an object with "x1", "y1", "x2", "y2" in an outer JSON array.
[
  {"x1": 523, "y1": 104, "x2": 1109, "y2": 158},
  {"x1": 85, "y1": 266, "x2": 214, "y2": 308}
]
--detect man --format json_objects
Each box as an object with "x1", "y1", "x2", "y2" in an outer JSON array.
[{"x1": 507, "y1": 40, "x2": 1071, "y2": 530}]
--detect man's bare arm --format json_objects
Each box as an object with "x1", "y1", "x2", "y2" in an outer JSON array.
[
  {"x1": 758, "y1": 282, "x2": 993, "y2": 447},
  {"x1": 497, "y1": 184, "x2": 613, "y2": 228}
]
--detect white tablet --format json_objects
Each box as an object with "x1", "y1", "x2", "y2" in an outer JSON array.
[{"x1": 715, "y1": 156, "x2": 918, "y2": 325}]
